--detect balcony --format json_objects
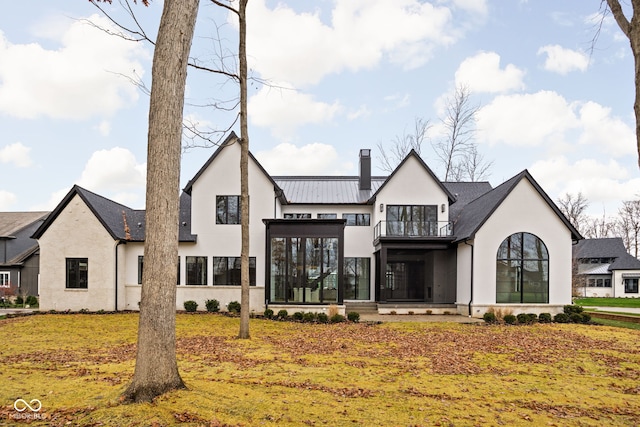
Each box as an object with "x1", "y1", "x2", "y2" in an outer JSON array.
[{"x1": 374, "y1": 220, "x2": 454, "y2": 240}]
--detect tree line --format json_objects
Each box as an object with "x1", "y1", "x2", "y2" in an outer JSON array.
[{"x1": 557, "y1": 192, "x2": 640, "y2": 258}]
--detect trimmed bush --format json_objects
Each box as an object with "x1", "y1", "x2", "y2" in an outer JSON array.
[
  {"x1": 347, "y1": 312, "x2": 360, "y2": 323},
  {"x1": 503, "y1": 314, "x2": 517, "y2": 325},
  {"x1": 183, "y1": 300, "x2": 198, "y2": 312},
  {"x1": 302, "y1": 312, "x2": 316, "y2": 323},
  {"x1": 263, "y1": 308, "x2": 274, "y2": 319},
  {"x1": 526, "y1": 313, "x2": 538, "y2": 324},
  {"x1": 538, "y1": 313, "x2": 552, "y2": 323},
  {"x1": 554, "y1": 313, "x2": 570, "y2": 323},
  {"x1": 25, "y1": 296, "x2": 38, "y2": 307},
  {"x1": 205, "y1": 299, "x2": 220, "y2": 313},
  {"x1": 569, "y1": 313, "x2": 584, "y2": 324},
  {"x1": 316, "y1": 312, "x2": 328, "y2": 323},
  {"x1": 330, "y1": 314, "x2": 345, "y2": 323},
  {"x1": 516, "y1": 313, "x2": 528, "y2": 324},
  {"x1": 277, "y1": 309, "x2": 289, "y2": 320},
  {"x1": 564, "y1": 305, "x2": 584, "y2": 315},
  {"x1": 581, "y1": 313, "x2": 592, "y2": 323},
  {"x1": 483, "y1": 312, "x2": 497, "y2": 323},
  {"x1": 15, "y1": 296, "x2": 23, "y2": 305},
  {"x1": 293, "y1": 311, "x2": 304, "y2": 321},
  {"x1": 227, "y1": 301, "x2": 241, "y2": 314}
]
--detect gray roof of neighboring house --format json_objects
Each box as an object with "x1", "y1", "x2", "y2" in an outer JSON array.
[
  {"x1": 0, "y1": 212, "x2": 49, "y2": 237},
  {"x1": 32, "y1": 186, "x2": 196, "y2": 243},
  {"x1": 573, "y1": 238, "x2": 640, "y2": 271},
  {"x1": 578, "y1": 263, "x2": 612, "y2": 275}
]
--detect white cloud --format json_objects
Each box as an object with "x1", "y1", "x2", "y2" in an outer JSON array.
[
  {"x1": 347, "y1": 105, "x2": 372, "y2": 121},
  {"x1": 256, "y1": 143, "x2": 353, "y2": 175},
  {"x1": 537, "y1": 45, "x2": 589, "y2": 75},
  {"x1": 0, "y1": 190, "x2": 17, "y2": 209},
  {"x1": 454, "y1": 51, "x2": 525, "y2": 93},
  {"x1": 78, "y1": 147, "x2": 146, "y2": 193},
  {"x1": 578, "y1": 101, "x2": 636, "y2": 156},
  {"x1": 530, "y1": 156, "x2": 640, "y2": 214},
  {"x1": 0, "y1": 142, "x2": 33, "y2": 168},
  {"x1": 246, "y1": 0, "x2": 467, "y2": 86},
  {"x1": 451, "y1": 0, "x2": 488, "y2": 16},
  {"x1": 476, "y1": 90, "x2": 579, "y2": 146},
  {"x1": 249, "y1": 84, "x2": 342, "y2": 137},
  {"x1": 0, "y1": 14, "x2": 147, "y2": 120}
]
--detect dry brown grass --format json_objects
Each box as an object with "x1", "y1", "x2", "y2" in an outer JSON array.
[{"x1": 1, "y1": 313, "x2": 639, "y2": 426}]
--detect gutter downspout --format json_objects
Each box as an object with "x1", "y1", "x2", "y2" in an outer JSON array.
[
  {"x1": 464, "y1": 239, "x2": 474, "y2": 317},
  {"x1": 114, "y1": 240, "x2": 125, "y2": 311}
]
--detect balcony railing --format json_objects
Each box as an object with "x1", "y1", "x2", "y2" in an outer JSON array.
[{"x1": 374, "y1": 220, "x2": 454, "y2": 240}]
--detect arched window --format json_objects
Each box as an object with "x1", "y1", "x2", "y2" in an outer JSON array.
[{"x1": 496, "y1": 233, "x2": 548, "y2": 303}]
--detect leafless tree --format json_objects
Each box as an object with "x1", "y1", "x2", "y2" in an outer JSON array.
[
  {"x1": 557, "y1": 192, "x2": 590, "y2": 234},
  {"x1": 583, "y1": 209, "x2": 616, "y2": 239},
  {"x1": 377, "y1": 117, "x2": 430, "y2": 173},
  {"x1": 617, "y1": 199, "x2": 640, "y2": 258},
  {"x1": 434, "y1": 85, "x2": 480, "y2": 181},
  {"x1": 459, "y1": 145, "x2": 493, "y2": 182},
  {"x1": 116, "y1": 0, "x2": 200, "y2": 403},
  {"x1": 602, "y1": 0, "x2": 640, "y2": 169}
]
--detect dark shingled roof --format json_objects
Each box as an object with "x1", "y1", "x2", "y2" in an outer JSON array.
[
  {"x1": 443, "y1": 181, "x2": 493, "y2": 220},
  {"x1": 32, "y1": 186, "x2": 196, "y2": 243},
  {"x1": 0, "y1": 212, "x2": 49, "y2": 237},
  {"x1": 451, "y1": 170, "x2": 581, "y2": 243},
  {"x1": 574, "y1": 238, "x2": 640, "y2": 271}
]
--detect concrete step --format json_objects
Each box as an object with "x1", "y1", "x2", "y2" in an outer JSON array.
[{"x1": 345, "y1": 302, "x2": 378, "y2": 314}]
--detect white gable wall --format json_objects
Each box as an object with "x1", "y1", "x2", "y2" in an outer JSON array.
[
  {"x1": 373, "y1": 155, "x2": 449, "y2": 227},
  {"x1": 38, "y1": 195, "x2": 117, "y2": 311},
  {"x1": 466, "y1": 179, "x2": 572, "y2": 317}
]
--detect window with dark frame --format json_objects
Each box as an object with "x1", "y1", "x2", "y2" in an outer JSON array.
[
  {"x1": 216, "y1": 195, "x2": 241, "y2": 224},
  {"x1": 344, "y1": 257, "x2": 370, "y2": 300},
  {"x1": 283, "y1": 213, "x2": 312, "y2": 219},
  {"x1": 213, "y1": 257, "x2": 256, "y2": 286},
  {"x1": 317, "y1": 213, "x2": 337, "y2": 219},
  {"x1": 186, "y1": 256, "x2": 207, "y2": 285},
  {"x1": 496, "y1": 233, "x2": 549, "y2": 304},
  {"x1": 625, "y1": 278, "x2": 639, "y2": 293},
  {"x1": 66, "y1": 258, "x2": 88, "y2": 289},
  {"x1": 342, "y1": 213, "x2": 370, "y2": 226}
]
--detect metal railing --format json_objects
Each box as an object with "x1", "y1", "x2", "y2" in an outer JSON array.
[{"x1": 374, "y1": 220, "x2": 453, "y2": 240}]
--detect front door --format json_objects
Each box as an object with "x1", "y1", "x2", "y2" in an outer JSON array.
[{"x1": 384, "y1": 260, "x2": 425, "y2": 301}]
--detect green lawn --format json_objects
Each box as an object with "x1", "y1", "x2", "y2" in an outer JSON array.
[
  {"x1": 574, "y1": 297, "x2": 640, "y2": 308},
  {"x1": 1, "y1": 313, "x2": 639, "y2": 426}
]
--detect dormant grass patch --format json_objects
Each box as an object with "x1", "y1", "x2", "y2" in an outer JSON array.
[{"x1": 0, "y1": 313, "x2": 639, "y2": 426}]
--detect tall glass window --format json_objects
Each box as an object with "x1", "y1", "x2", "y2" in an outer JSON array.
[
  {"x1": 216, "y1": 195, "x2": 241, "y2": 224},
  {"x1": 66, "y1": 258, "x2": 88, "y2": 289},
  {"x1": 386, "y1": 205, "x2": 437, "y2": 236},
  {"x1": 186, "y1": 256, "x2": 207, "y2": 285},
  {"x1": 269, "y1": 237, "x2": 338, "y2": 303},
  {"x1": 496, "y1": 233, "x2": 548, "y2": 303},
  {"x1": 344, "y1": 258, "x2": 370, "y2": 300},
  {"x1": 213, "y1": 257, "x2": 256, "y2": 286}
]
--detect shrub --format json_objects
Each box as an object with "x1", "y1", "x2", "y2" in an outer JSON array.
[
  {"x1": 538, "y1": 313, "x2": 552, "y2": 323},
  {"x1": 425, "y1": 310, "x2": 432, "y2": 315},
  {"x1": 277, "y1": 309, "x2": 289, "y2": 320},
  {"x1": 483, "y1": 312, "x2": 497, "y2": 323},
  {"x1": 526, "y1": 313, "x2": 538, "y2": 323},
  {"x1": 227, "y1": 301, "x2": 241, "y2": 314},
  {"x1": 264, "y1": 308, "x2": 274, "y2": 319},
  {"x1": 581, "y1": 313, "x2": 592, "y2": 323},
  {"x1": 205, "y1": 299, "x2": 220, "y2": 313},
  {"x1": 302, "y1": 312, "x2": 316, "y2": 323},
  {"x1": 328, "y1": 304, "x2": 339, "y2": 317},
  {"x1": 15, "y1": 296, "x2": 23, "y2": 305},
  {"x1": 503, "y1": 314, "x2": 517, "y2": 324},
  {"x1": 293, "y1": 311, "x2": 304, "y2": 321},
  {"x1": 316, "y1": 312, "x2": 328, "y2": 323},
  {"x1": 554, "y1": 313, "x2": 570, "y2": 323},
  {"x1": 347, "y1": 312, "x2": 360, "y2": 322},
  {"x1": 25, "y1": 296, "x2": 38, "y2": 306},
  {"x1": 564, "y1": 305, "x2": 584, "y2": 315},
  {"x1": 184, "y1": 300, "x2": 198, "y2": 312},
  {"x1": 569, "y1": 313, "x2": 584, "y2": 324},
  {"x1": 516, "y1": 313, "x2": 529, "y2": 324},
  {"x1": 330, "y1": 314, "x2": 345, "y2": 323}
]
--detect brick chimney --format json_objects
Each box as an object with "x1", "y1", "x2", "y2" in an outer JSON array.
[{"x1": 359, "y1": 149, "x2": 371, "y2": 191}]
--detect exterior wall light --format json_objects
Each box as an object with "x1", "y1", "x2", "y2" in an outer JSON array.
[{"x1": 380, "y1": 203, "x2": 384, "y2": 212}]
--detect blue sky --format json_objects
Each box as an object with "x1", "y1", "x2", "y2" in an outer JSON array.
[{"x1": 0, "y1": 0, "x2": 637, "y2": 218}]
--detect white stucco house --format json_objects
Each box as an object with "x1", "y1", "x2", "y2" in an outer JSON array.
[
  {"x1": 33, "y1": 132, "x2": 582, "y2": 317},
  {"x1": 573, "y1": 237, "x2": 640, "y2": 298}
]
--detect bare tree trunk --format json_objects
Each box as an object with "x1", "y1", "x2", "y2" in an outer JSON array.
[
  {"x1": 238, "y1": 0, "x2": 250, "y2": 339},
  {"x1": 122, "y1": 0, "x2": 199, "y2": 403},
  {"x1": 606, "y1": 0, "x2": 640, "y2": 168}
]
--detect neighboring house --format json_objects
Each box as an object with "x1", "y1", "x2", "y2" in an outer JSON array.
[
  {"x1": 0, "y1": 211, "x2": 49, "y2": 298},
  {"x1": 33, "y1": 132, "x2": 582, "y2": 317},
  {"x1": 573, "y1": 238, "x2": 640, "y2": 298}
]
